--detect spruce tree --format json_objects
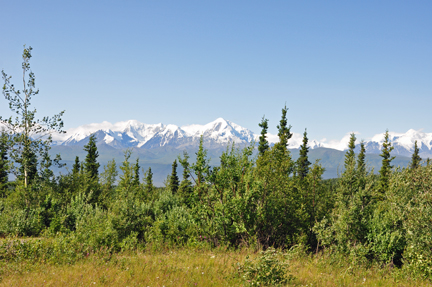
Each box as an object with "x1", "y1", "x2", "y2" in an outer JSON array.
[
  {"x1": 178, "y1": 152, "x2": 193, "y2": 206},
  {"x1": 72, "y1": 156, "x2": 80, "y2": 175},
  {"x1": 378, "y1": 130, "x2": 395, "y2": 193},
  {"x1": 296, "y1": 129, "x2": 311, "y2": 179},
  {"x1": 169, "y1": 159, "x2": 179, "y2": 193},
  {"x1": 0, "y1": 132, "x2": 9, "y2": 194},
  {"x1": 132, "y1": 158, "x2": 140, "y2": 187},
  {"x1": 191, "y1": 135, "x2": 210, "y2": 187},
  {"x1": 118, "y1": 150, "x2": 133, "y2": 193},
  {"x1": 339, "y1": 133, "x2": 358, "y2": 198},
  {"x1": 144, "y1": 167, "x2": 154, "y2": 194},
  {"x1": 344, "y1": 133, "x2": 356, "y2": 170},
  {"x1": 84, "y1": 134, "x2": 100, "y2": 180},
  {"x1": 356, "y1": 140, "x2": 367, "y2": 190},
  {"x1": 357, "y1": 141, "x2": 366, "y2": 174},
  {"x1": 276, "y1": 104, "x2": 292, "y2": 153},
  {"x1": 258, "y1": 116, "x2": 269, "y2": 156},
  {"x1": 410, "y1": 140, "x2": 422, "y2": 169}
]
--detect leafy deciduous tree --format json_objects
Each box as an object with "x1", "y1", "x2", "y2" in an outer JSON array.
[
  {"x1": 99, "y1": 158, "x2": 118, "y2": 206},
  {"x1": 1, "y1": 46, "x2": 65, "y2": 187}
]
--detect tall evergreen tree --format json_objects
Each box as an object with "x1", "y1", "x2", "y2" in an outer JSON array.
[
  {"x1": 0, "y1": 132, "x2": 9, "y2": 194},
  {"x1": 144, "y1": 167, "x2": 154, "y2": 194},
  {"x1": 410, "y1": 140, "x2": 422, "y2": 169},
  {"x1": 72, "y1": 156, "x2": 80, "y2": 175},
  {"x1": 84, "y1": 134, "x2": 100, "y2": 180},
  {"x1": 378, "y1": 130, "x2": 395, "y2": 193},
  {"x1": 258, "y1": 116, "x2": 269, "y2": 156},
  {"x1": 178, "y1": 152, "x2": 193, "y2": 206},
  {"x1": 276, "y1": 105, "x2": 292, "y2": 153},
  {"x1": 357, "y1": 141, "x2": 366, "y2": 174},
  {"x1": 344, "y1": 133, "x2": 356, "y2": 170},
  {"x1": 355, "y1": 140, "x2": 368, "y2": 190},
  {"x1": 339, "y1": 133, "x2": 358, "y2": 198},
  {"x1": 132, "y1": 158, "x2": 140, "y2": 187},
  {"x1": 80, "y1": 162, "x2": 84, "y2": 174},
  {"x1": 296, "y1": 129, "x2": 311, "y2": 179},
  {"x1": 118, "y1": 150, "x2": 133, "y2": 192},
  {"x1": 169, "y1": 159, "x2": 179, "y2": 193},
  {"x1": 191, "y1": 135, "x2": 210, "y2": 187}
]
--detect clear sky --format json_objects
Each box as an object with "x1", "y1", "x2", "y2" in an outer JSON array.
[{"x1": 1, "y1": 1, "x2": 431, "y2": 142}]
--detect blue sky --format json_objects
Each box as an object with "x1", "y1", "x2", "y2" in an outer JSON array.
[{"x1": 1, "y1": 1, "x2": 431, "y2": 142}]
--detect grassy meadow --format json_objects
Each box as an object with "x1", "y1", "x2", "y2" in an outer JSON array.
[{"x1": 1, "y1": 241, "x2": 432, "y2": 287}]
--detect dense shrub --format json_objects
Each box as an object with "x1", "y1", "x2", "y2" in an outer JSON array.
[{"x1": 237, "y1": 247, "x2": 294, "y2": 286}]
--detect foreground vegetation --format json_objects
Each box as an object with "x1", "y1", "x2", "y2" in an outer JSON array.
[{"x1": 1, "y1": 46, "x2": 432, "y2": 285}]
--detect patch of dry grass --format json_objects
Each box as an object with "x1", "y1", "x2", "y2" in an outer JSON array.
[
  {"x1": 1, "y1": 247, "x2": 431, "y2": 286},
  {"x1": 0, "y1": 247, "x2": 246, "y2": 286},
  {"x1": 288, "y1": 253, "x2": 431, "y2": 287}
]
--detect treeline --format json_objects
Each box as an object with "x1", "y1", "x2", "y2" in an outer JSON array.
[{"x1": 1, "y1": 47, "x2": 432, "y2": 279}]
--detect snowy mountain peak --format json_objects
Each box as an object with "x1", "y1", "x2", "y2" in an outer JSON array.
[
  {"x1": 51, "y1": 120, "x2": 432, "y2": 157},
  {"x1": 55, "y1": 118, "x2": 256, "y2": 149}
]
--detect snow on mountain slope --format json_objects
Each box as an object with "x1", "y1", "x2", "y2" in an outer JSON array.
[
  {"x1": 182, "y1": 118, "x2": 255, "y2": 144},
  {"x1": 55, "y1": 118, "x2": 256, "y2": 149},
  {"x1": 51, "y1": 119, "x2": 432, "y2": 156},
  {"x1": 363, "y1": 129, "x2": 432, "y2": 157}
]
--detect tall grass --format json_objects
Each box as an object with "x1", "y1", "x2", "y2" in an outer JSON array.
[{"x1": 1, "y1": 242, "x2": 431, "y2": 286}]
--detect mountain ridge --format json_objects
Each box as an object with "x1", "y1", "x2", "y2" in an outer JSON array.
[{"x1": 51, "y1": 118, "x2": 432, "y2": 157}]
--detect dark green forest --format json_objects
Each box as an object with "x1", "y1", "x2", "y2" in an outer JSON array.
[{"x1": 2, "y1": 46, "x2": 432, "y2": 280}]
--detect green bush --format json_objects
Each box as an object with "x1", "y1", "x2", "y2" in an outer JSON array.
[
  {"x1": 0, "y1": 204, "x2": 45, "y2": 237},
  {"x1": 400, "y1": 166, "x2": 432, "y2": 278},
  {"x1": 237, "y1": 248, "x2": 294, "y2": 286}
]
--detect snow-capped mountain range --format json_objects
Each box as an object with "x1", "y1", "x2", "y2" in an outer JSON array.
[{"x1": 51, "y1": 118, "x2": 432, "y2": 157}]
